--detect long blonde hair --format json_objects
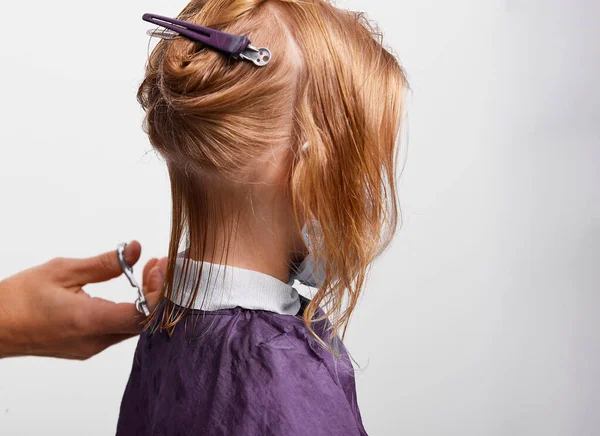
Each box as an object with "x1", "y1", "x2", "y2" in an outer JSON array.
[{"x1": 138, "y1": 0, "x2": 408, "y2": 345}]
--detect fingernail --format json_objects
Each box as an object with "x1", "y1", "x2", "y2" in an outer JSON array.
[{"x1": 151, "y1": 266, "x2": 165, "y2": 282}]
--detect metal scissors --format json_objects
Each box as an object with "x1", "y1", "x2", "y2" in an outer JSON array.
[{"x1": 116, "y1": 243, "x2": 150, "y2": 316}]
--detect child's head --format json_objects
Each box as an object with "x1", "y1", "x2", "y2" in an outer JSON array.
[{"x1": 139, "y1": 0, "x2": 408, "y2": 342}]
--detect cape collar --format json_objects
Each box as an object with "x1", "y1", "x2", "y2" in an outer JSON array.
[{"x1": 170, "y1": 254, "x2": 301, "y2": 315}]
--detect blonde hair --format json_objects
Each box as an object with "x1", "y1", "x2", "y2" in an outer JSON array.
[{"x1": 138, "y1": 0, "x2": 408, "y2": 345}]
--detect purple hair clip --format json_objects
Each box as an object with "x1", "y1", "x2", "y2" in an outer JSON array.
[{"x1": 142, "y1": 13, "x2": 272, "y2": 67}]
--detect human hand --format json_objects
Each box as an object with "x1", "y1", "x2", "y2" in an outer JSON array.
[{"x1": 0, "y1": 241, "x2": 167, "y2": 359}]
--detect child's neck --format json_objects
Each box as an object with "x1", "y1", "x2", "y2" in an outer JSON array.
[{"x1": 188, "y1": 187, "x2": 305, "y2": 284}]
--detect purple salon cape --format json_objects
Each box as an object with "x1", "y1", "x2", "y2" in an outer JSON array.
[{"x1": 116, "y1": 259, "x2": 367, "y2": 435}]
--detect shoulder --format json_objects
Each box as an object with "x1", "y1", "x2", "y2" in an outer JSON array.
[
  {"x1": 129, "y1": 310, "x2": 366, "y2": 435},
  {"x1": 224, "y1": 319, "x2": 362, "y2": 435}
]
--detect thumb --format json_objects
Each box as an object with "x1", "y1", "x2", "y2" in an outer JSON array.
[{"x1": 68, "y1": 241, "x2": 142, "y2": 286}]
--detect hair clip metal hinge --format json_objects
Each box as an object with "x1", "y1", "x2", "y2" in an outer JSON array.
[{"x1": 238, "y1": 44, "x2": 272, "y2": 67}]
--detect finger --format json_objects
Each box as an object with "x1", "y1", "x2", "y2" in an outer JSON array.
[
  {"x1": 157, "y1": 257, "x2": 168, "y2": 275},
  {"x1": 69, "y1": 240, "x2": 142, "y2": 286},
  {"x1": 142, "y1": 258, "x2": 158, "y2": 287},
  {"x1": 84, "y1": 298, "x2": 147, "y2": 335},
  {"x1": 66, "y1": 333, "x2": 137, "y2": 360},
  {"x1": 144, "y1": 265, "x2": 166, "y2": 310},
  {"x1": 75, "y1": 288, "x2": 91, "y2": 298},
  {"x1": 91, "y1": 333, "x2": 137, "y2": 357},
  {"x1": 144, "y1": 257, "x2": 167, "y2": 289}
]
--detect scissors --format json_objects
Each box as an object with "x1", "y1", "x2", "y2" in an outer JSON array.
[{"x1": 116, "y1": 243, "x2": 151, "y2": 316}]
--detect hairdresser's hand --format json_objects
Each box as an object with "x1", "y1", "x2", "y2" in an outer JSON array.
[{"x1": 0, "y1": 241, "x2": 167, "y2": 360}]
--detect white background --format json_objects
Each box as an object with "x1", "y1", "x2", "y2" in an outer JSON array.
[{"x1": 0, "y1": 0, "x2": 598, "y2": 435}]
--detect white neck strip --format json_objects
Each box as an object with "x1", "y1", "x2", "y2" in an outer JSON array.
[{"x1": 170, "y1": 255, "x2": 301, "y2": 316}]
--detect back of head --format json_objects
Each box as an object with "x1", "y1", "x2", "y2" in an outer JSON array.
[{"x1": 139, "y1": 0, "x2": 408, "y2": 344}]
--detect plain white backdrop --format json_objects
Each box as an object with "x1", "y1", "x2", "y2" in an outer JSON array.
[{"x1": 0, "y1": 0, "x2": 598, "y2": 435}]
